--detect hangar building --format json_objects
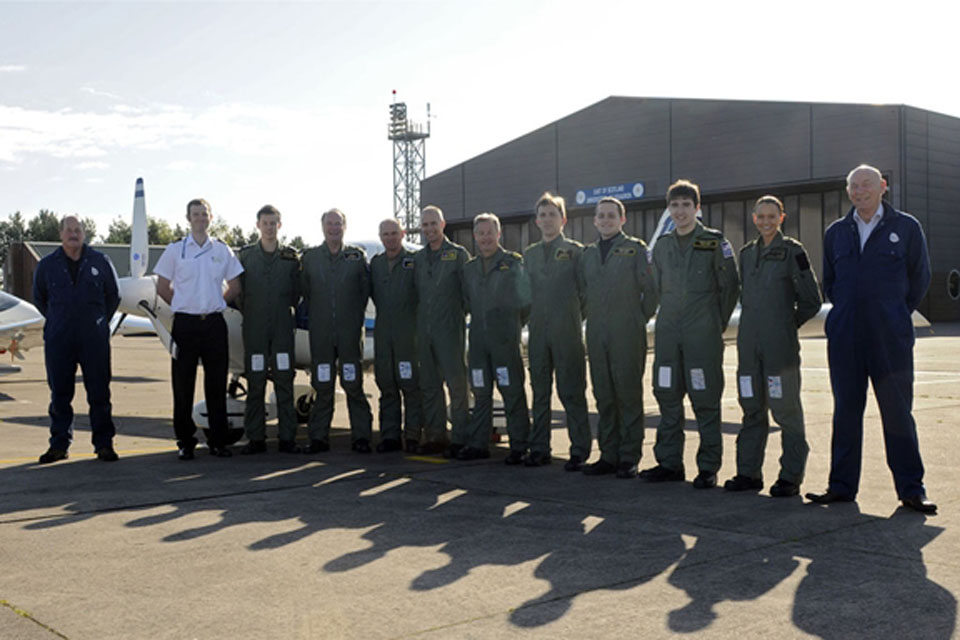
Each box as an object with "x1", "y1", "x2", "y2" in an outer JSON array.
[{"x1": 420, "y1": 97, "x2": 960, "y2": 322}]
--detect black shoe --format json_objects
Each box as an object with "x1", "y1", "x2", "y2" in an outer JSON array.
[
  {"x1": 724, "y1": 475, "x2": 763, "y2": 492},
  {"x1": 352, "y1": 439, "x2": 372, "y2": 454},
  {"x1": 769, "y1": 479, "x2": 800, "y2": 497},
  {"x1": 504, "y1": 450, "x2": 525, "y2": 465},
  {"x1": 178, "y1": 447, "x2": 195, "y2": 461},
  {"x1": 95, "y1": 447, "x2": 119, "y2": 462},
  {"x1": 38, "y1": 448, "x2": 68, "y2": 464},
  {"x1": 901, "y1": 494, "x2": 937, "y2": 514},
  {"x1": 208, "y1": 445, "x2": 233, "y2": 458},
  {"x1": 455, "y1": 446, "x2": 489, "y2": 461},
  {"x1": 524, "y1": 452, "x2": 551, "y2": 467},
  {"x1": 307, "y1": 439, "x2": 330, "y2": 453},
  {"x1": 278, "y1": 440, "x2": 302, "y2": 454},
  {"x1": 442, "y1": 444, "x2": 464, "y2": 459},
  {"x1": 240, "y1": 440, "x2": 267, "y2": 455},
  {"x1": 404, "y1": 439, "x2": 419, "y2": 454},
  {"x1": 615, "y1": 462, "x2": 638, "y2": 479},
  {"x1": 563, "y1": 455, "x2": 584, "y2": 472},
  {"x1": 376, "y1": 438, "x2": 402, "y2": 453},
  {"x1": 416, "y1": 441, "x2": 447, "y2": 455},
  {"x1": 582, "y1": 459, "x2": 616, "y2": 476},
  {"x1": 805, "y1": 489, "x2": 855, "y2": 504},
  {"x1": 693, "y1": 471, "x2": 717, "y2": 489},
  {"x1": 639, "y1": 465, "x2": 685, "y2": 483}
]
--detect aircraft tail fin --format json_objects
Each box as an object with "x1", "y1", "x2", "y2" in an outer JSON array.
[{"x1": 130, "y1": 177, "x2": 148, "y2": 278}]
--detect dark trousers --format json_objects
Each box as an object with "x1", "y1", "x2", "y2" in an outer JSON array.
[
  {"x1": 44, "y1": 331, "x2": 115, "y2": 451},
  {"x1": 171, "y1": 313, "x2": 229, "y2": 449}
]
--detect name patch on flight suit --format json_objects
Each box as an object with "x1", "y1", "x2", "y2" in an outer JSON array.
[
  {"x1": 402, "y1": 257, "x2": 415, "y2": 269},
  {"x1": 345, "y1": 251, "x2": 362, "y2": 261},
  {"x1": 555, "y1": 249, "x2": 572, "y2": 261},
  {"x1": 497, "y1": 260, "x2": 511, "y2": 271},
  {"x1": 441, "y1": 250, "x2": 458, "y2": 261},
  {"x1": 693, "y1": 239, "x2": 719, "y2": 250},
  {"x1": 795, "y1": 252, "x2": 811, "y2": 271},
  {"x1": 764, "y1": 247, "x2": 787, "y2": 261},
  {"x1": 613, "y1": 247, "x2": 637, "y2": 257}
]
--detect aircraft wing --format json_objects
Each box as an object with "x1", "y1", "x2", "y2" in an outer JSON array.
[{"x1": 0, "y1": 292, "x2": 45, "y2": 359}]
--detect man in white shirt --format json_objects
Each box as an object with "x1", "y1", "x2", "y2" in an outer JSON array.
[{"x1": 154, "y1": 198, "x2": 243, "y2": 460}]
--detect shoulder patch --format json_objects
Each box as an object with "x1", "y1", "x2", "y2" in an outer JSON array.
[
  {"x1": 555, "y1": 248, "x2": 572, "y2": 261},
  {"x1": 795, "y1": 252, "x2": 811, "y2": 271},
  {"x1": 613, "y1": 246, "x2": 637, "y2": 257},
  {"x1": 693, "y1": 239, "x2": 719, "y2": 250},
  {"x1": 497, "y1": 259, "x2": 511, "y2": 271},
  {"x1": 441, "y1": 249, "x2": 458, "y2": 261}
]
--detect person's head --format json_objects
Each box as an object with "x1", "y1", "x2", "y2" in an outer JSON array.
[
  {"x1": 59, "y1": 215, "x2": 85, "y2": 252},
  {"x1": 186, "y1": 198, "x2": 212, "y2": 236},
  {"x1": 256, "y1": 205, "x2": 282, "y2": 244},
  {"x1": 473, "y1": 212, "x2": 501, "y2": 257},
  {"x1": 667, "y1": 179, "x2": 700, "y2": 235},
  {"x1": 322, "y1": 208, "x2": 346, "y2": 245},
  {"x1": 379, "y1": 217, "x2": 405, "y2": 253},
  {"x1": 846, "y1": 164, "x2": 886, "y2": 216},
  {"x1": 752, "y1": 195, "x2": 785, "y2": 240},
  {"x1": 535, "y1": 192, "x2": 566, "y2": 242},
  {"x1": 421, "y1": 205, "x2": 445, "y2": 245},
  {"x1": 594, "y1": 197, "x2": 625, "y2": 240}
]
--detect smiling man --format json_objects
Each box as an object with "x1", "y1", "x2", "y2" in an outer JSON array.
[{"x1": 807, "y1": 164, "x2": 935, "y2": 513}]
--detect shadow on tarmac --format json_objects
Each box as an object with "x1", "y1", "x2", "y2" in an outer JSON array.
[{"x1": 0, "y1": 434, "x2": 954, "y2": 637}]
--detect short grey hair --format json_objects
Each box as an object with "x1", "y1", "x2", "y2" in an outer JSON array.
[
  {"x1": 322, "y1": 208, "x2": 346, "y2": 224},
  {"x1": 846, "y1": 164, "x2": 884, "y2": 185},
  {"x1": 473, "y1": 212, "x2": 501, "y2": 233}
]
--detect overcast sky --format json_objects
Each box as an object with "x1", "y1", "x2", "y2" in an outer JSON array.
[{"x1": 1, "y1": 0, "x2": 956, "y2": 248}]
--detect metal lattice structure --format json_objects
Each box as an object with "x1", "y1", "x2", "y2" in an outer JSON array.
[{"x1": 388, "y1": 97, "x2": 430, "y2": 238}]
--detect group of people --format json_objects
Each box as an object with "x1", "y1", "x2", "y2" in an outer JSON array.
[{"x1": 32, "y1": 163, "x2": 936, "y2": 513}]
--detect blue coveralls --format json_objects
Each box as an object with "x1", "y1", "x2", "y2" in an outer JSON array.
[
  {"x1": 823, "y1": 202, "x2": 931, "y2": 500},
  {"x1": 32, "y1": 245, "x2": 120, "y2": 451}
]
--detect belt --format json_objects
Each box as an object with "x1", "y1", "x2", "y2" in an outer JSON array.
[{"x1": 174, "y1": 311, "x2": 222, "y2": 321}]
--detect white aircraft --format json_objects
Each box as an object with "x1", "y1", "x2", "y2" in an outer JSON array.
[{"x1": 0, "y1": 291, "x2": 44, "y2": 375}]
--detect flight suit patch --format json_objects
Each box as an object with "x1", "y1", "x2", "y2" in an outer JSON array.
[
  {"x1": 657, "y1": 366, "x2": 671, "y2": 388},
  {"x1": 767, "y1": 376, "x2": 783, "y2": 399},
  {"x1": 251, "y1": 354, "x2": 265, "y2": 372},
  {"x1": 317, "y1": 363, "x2": 332, "y2": 382},
  {"x1": 441, "y1": 250, "x2": 458, "y2": 261},
  {"x1": 398, "y1": 361, "x2": 413, "y2": 379},
  {"x1": 795, "y1": 252, "x2": 810, "y2": 271},
  {"x1": 472, "y1": 368, "x2": 484, "y2": 387},
  {"x1": 277, "y1": 353, "x2": 290, "y2": 371},
  {"x1": 721, "y1": 241, "x2": 734, "y2": 259},
  {"x1": 343, "y1": 363, "x2": 357, "y2": 382},
  {"x1": 496, "y1": 366, "x2": 510, "y2": 386},
  {"x1": 613, "y1": 247, "x2": 637, "y2": 257},
  {"x1": 690, "y1": 368, "x2": 706, "y2": 391},
  {"x1": 497, "y1": 260, "x2": 510, "y2": 271},
  {"x1": 693, "y1": 239, "x2": 719, "y2": 250},
  {"x1": 402, "y1": 257, "x2": 415, "y2": 269},
  {"x1": 764, "y1": 247, "x2": 787, "y2": 261},
  {"x1": 555, "y1": 249, "x2": 572, "y2": 261},
  {"x1": 739, "y1": 375, "x2": 754, "y2": 398}
]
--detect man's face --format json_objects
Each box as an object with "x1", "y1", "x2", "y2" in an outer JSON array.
[
  {"x1": 323, "y1": 211, "x2": 345, "y2": 245},
  {"x1": 668, "y1": 197, "x2": 698, "y2": 234},
  {"x1": 594, "y1": 202, "x2": 625, "y2": 240},
  {"x1": 60, "y1": 217, "x2": 84, "y2": 251},
  {"x1": 474, "y1": 220, "x2": 500, "y2": 257},
  {"x1": 535, "y1": 203, "x2": 565, "y2": 240},
  {"x1": 257, "y1": 213, "x2": 281, "y2": 244},
  {"x1": 187, "y1": 203, "x2": 211, "y2": 236},
  {"x1": 421, "y1": 210, "x2": 444, "y2": 244},
  {"x1": 752, "y1": 202, "x2": 783, "y2": 237},
  {"x1": 847, "y1": 169, "x2": 886, "y2": 216},
  {"x1": 379, "y1": 220, "x2": 405, "y2": 252}
]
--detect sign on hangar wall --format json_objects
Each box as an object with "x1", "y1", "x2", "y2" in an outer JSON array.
[{"x1": 575, "y1": 182, "x2": 645, "y2": 206}]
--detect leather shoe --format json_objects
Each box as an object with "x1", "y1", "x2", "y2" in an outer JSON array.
[
  {"x1": 693, "y1": 471, "x2": 718, "y2": 489},
  {"x1": 901, "y1": 494, "x2": 937, "y2": 514},
  {"x1": 240, "y1": 440, "x2": 267, "y2": 455},
  {"x1": 307, "y1": 439, "x2": 330, "y2": 453},
  {"x1": 724, "y1": 475, "x2": 762, "y2": 492},
  {"x1": 582, "y1": 459, "x2": 616, "y2": 476},
  {"x1": 352, "y1": 438, "x2": 372, "y2": 454},
  {"x1": 524, "y1": 452, "x2": 551, "y2": 467},
  {"x1": 178, "y1": 447, "x2": 195, "y2": 461},
  {"x1": 639, "y1": 465, "x2": 685, "y2": 483},
  {"x1": 404, "y1": 439, "x2": 419, "y2": 454},
  {"x1": 96, "y1": 447, "x2": 119, "y2": 462},
  {"x1": 805, "y1": 489, "x2": 855, "y2": 504},
  {"x1": 278, "y1": 440, "x2": 302, "y2": 454},
  {"x1": 38, "y1": 448, "x2": 69, "y2": 464},
  {"x1": 563, "y1": 455, "x2": 584, "y2": 472},
  {"x1": 504, "y1": 450, "x2": 525, "y2": 465},
  {"x1": 376, "y1": 438, "x2": 402, "y2": 453},
  {"x1": 415, "y1": 441, "x2": 447, "y2": 456},
  {"x1": 443, "y1": 444, "x2": 465, "y2": 459},
  {"x1": 208, "y1": 445, "x2": 233, "y2": 458},
  {"x1": 455, "y1": 446, "x2": 489, "y2": 461},
  {"x1": 769, "y1": 479, "x2": 800, "y2": 497},
  {"x1": 615, "y1": 462, "x2": 638, "y2": 479}
]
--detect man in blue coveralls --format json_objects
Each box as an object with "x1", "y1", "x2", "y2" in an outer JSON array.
[
  {"x1": 33, "y1": 215, "x2": 120, "y2": 463},
  {"x1": 807, "y1": 164, "x2": 936, "y2": 513}
]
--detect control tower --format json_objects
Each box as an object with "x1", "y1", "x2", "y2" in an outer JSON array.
[{"x1": 388, "y1": 92, "x2": 430, "y2": 238}]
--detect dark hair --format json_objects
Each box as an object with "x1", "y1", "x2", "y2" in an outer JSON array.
[
  {"x1": 666, "y1": 179, "x2": 700, "y2": 207},
  {"x1": 257, "y1": 204, "x2": 281, "y2": 221},
  {"x1": 753, "y1": 195, "x2": 784, "y2": 214},
  {"x1": 186, "y1": 198, "x2": 211, "y2": 219},
  {"x1": 535, "y1": 192, "x2": 567, "y2": 218},
  {"x1": 595, "y1": 196, "x2": 625, "y2": 217}
]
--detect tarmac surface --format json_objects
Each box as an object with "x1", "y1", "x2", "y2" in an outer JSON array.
[{"x1": 1, "y1": 327, "x2": 958, "y2": 639}]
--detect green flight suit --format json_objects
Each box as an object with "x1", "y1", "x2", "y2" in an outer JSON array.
[
  {"x1": 370, "y1": 248, "x2": 423, "y2": 444},
  {"x1": 300, "y1": 242, "x2": 373, "y2": 444},
  {"x1": 652, "y1": 222, "x2": 740, "y2": 474},
  {"x1": 238, "y1": 242, "x2": 300, "y2": 442},
  {"x1": 524, "y1": 234, "x2": 591, "y2": 459},
  {"x1": 462, "y1": 246, "x2": 531, "y2": 452},
  {"x1": 580, "y1": 232, "x2": 658, "y2": 466},
  {"x1": 736, "y1": 232, "x2": 822, "y2": 484},
  {"x1": 414, "y1": 237, "x2": 471, "y2": 446}
]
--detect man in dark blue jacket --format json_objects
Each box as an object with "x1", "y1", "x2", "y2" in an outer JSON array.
[
  {"x1": 807, "y1": 165, "x2": 935, "y2": 513},
  {"x1": 32, "y1": 215, "x2": 121, "y2": 463}
]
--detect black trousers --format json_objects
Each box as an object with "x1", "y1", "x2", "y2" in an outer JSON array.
[{"x1": 171, "y1": 313, "x2": 229, "y2": 448}]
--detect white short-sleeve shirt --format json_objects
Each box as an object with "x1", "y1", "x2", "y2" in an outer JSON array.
[{"x1": 154, "y1": 235, "x2": 244, "y2": 314}]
